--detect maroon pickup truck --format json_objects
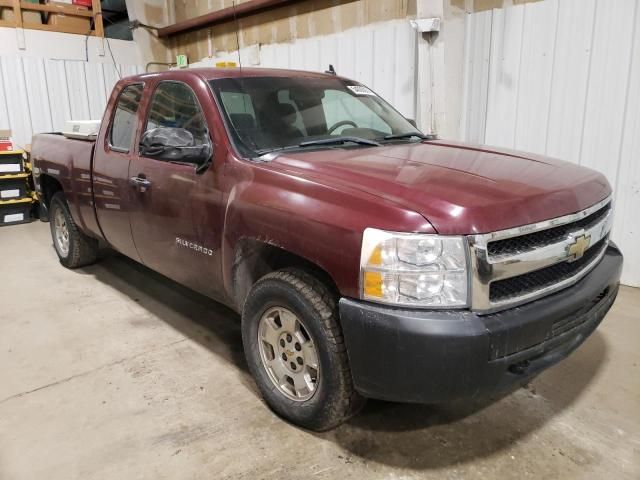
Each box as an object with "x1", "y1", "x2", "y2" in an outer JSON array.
[{"x1": 31, "y1": 68, "x2": 622, "y2": 431}]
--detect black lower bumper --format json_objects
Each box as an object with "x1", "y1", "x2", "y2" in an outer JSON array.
[{"x1": 339, "y1": 244, "x2": 623, "y2": 404}]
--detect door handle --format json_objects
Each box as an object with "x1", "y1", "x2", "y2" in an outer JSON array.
[{"x1": 129, "y1": 176, "x2": 151, "y2": 188}]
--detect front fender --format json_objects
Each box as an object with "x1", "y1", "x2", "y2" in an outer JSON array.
[{"x1": 220, "y1": 159, "x2": 433, "y2": 299}]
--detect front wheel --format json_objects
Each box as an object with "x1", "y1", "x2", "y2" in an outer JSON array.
[
  {"x1": 242, "y1": 269, "x2": 364, "y2": 431},
  {"x1": 49, "y1": 192, "x2": 99, "y2": 268}
]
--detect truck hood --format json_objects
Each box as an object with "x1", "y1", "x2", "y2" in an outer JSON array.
[{"x1": 269, "y1": 140, "x2": 611, "y2": 235}]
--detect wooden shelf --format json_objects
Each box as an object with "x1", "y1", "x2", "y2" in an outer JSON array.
[
  {"x1": 22, "y1": 21, "x2": 97, "y2": 35},
  {"x1": 20, "y1": 2, "x2": 93, "y2": 17},
  {"x1": 0, "y1": 173, "x2": 29, "y2": 179},
  {"x1": 0, "y1": 0, "x2": 103, "y2": 37},
  {"x1": 0, "y1": 197, "x2": 33, "y2": 205}
]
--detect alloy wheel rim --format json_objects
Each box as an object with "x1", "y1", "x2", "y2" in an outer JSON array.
[
  {"x1": 257, "y1": 306, "x2": 320, "y2": 401},
  {"x1": 54, "y1": 208, "x2": 70, "y2": 256}
]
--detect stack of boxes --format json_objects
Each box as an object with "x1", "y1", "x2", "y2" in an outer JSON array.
[
  {"x1": 0, "y1": 1, "x2": 95, "y2": 31},
  {"x1": 0, "y1": 131, "x2": 34, "y2": 227},
  {"x1": 47, "y1": 0, "x2": 93, "y2": 32}
]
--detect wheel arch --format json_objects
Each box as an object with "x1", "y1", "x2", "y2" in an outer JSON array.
[
  {"x1": 39, "y1": 174, "x2": 64, "y2": 213},
  {"x1": 232, "y1": 238, "x2": 340, "y2": 313},
  {"x1": 37, "y1": 174, "x2": 64, "y2": 221}
]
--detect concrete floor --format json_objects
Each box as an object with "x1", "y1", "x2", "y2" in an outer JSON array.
[{"x1": 0, "y1": 222, "x2": 638, "y2": 480}]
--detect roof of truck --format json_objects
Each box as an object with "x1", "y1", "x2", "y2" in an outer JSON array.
[{"x1": 132, "y1": 67, "x2": 339, "y2": 82}]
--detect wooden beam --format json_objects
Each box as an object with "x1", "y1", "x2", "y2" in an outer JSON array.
[
  {"x1": 19, "y1": 2, "x2": 93, "y2": 17},
  {"x1": 157, "y1": 0, "x2": 303, "y2": 37},
  {"x1": 21, "y1": 21, "x2": 97, "y2": 36},
  {"x1": 0, "y1": 19, "x2": 16, "y2": 27},
  {"x1": 0, "y1": 0, "x2": 12, "y2": 7},
  {"x1": 12, "y1": 0, "x2": 22, "y2": 28},
  {"x1": 91, "y1": 0, "x2": 103, "y2": 37}
]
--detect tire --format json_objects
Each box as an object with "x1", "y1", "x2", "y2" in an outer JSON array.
[
  {"x1": 49, "y1": 192, "x2": 99, "y2": 269},
  {"x1": 242, "y1": 268, "x2": 365, "y2": 431}
]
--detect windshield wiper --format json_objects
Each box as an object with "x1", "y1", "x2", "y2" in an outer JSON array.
[
  {"x1": 256, "y1": 136, "x2": 380, "y2": 156},
  {"x1": 383, "y1": 132, "x2": 435, "y2": 141},
  {"x1": 298, "y1": 136, "x2": 381, "y2": 147}
]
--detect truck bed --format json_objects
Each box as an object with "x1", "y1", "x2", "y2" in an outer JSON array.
[{"x1": 31, "y1": 133, "x2": 99, "y2": 238}]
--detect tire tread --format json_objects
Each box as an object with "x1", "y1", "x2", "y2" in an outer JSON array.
[
  {"x1": 249, "y1": 268, "x2": 364, "y2": 430},
  {"x1": 50, "y1": 192, "x2": 99, "y2": 268}
]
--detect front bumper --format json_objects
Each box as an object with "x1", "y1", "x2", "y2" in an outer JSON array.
[{"x1": 339, "y1": 244, "x2": 622, "y2": 404}]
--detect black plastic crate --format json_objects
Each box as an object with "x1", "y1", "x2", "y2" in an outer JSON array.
[
  {"x1": 0, "y1": 178, "x2": 27, "y2": 200},
  {"x1": 0, "y1": 202, "x2": 31, "y2": 226},
  {"x1": 0, "y1": 152, "x2": 23, "y2": 175}
]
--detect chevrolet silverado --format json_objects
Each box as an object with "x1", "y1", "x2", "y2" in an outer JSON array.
[{"x1": 31, "y1": 68, "x2": 622, "y2": 431}]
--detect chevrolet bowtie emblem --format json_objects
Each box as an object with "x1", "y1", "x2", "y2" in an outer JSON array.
[{"x1": 567, "y1": 233, "x2": 591, "y2": 262}]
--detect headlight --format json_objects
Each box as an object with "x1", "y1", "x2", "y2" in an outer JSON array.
[{"x1": 360, "y1": 228, "x2": 469, "y2": 308}]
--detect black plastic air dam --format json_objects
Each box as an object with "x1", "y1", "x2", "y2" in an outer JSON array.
[{"x1": 339, "y1": 244, "x2": 622, "y2": 404}]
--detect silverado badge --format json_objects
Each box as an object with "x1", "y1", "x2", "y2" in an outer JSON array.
[{"x1": 567, "y1": 233, "x2": 591, "y2": 262}]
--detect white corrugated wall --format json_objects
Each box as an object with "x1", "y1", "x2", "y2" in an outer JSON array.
[
  {"x1": 462, "y1": 0, "x2": 640, "y2": 287},
  {"x1": 0, "y1": 57, "x2": 144, "y2": 148},
  {"x1": 190, "y1": 19, "x2": 418, "y2": 119}
]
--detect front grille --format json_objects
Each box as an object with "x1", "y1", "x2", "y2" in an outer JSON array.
[
  {"x1": 489, "y1": 237, "x2": 607, "y2": 302},
  {"x1": 487, "y1": 203, "x2": 611, "y2": 258}
]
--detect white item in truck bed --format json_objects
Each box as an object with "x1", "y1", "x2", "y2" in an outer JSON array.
[{"x1": 62, "y1": 120, "x2": 101, "y2": 140}]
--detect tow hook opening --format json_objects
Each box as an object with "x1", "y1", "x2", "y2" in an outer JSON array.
[{"x1": 509, "y1": 360, "x2": 530, "y2": 375}]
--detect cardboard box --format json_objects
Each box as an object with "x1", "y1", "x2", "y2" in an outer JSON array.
[
  {"x1": 46, "y1": 2, "x2": 90, "y2": 32},
  {"x1": 0, "y1": 7, "x2": 43, "y2": 24},
  {"x1": 47, "y1": 12, "x2": 91, "y2": 32},
  {"x1": 0, "y1": 130, "x2": 13, "y2": 152}
]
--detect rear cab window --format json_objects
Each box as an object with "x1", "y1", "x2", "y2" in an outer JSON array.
[{"x1": 109, "y1": 83, "x2": 143, "y2": 152}]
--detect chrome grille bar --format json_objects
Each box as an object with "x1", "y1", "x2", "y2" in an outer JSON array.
[{"x1": 468, "y1": 196, "x2": 613, "y2": 314}]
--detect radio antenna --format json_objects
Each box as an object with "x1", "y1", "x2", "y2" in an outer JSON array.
[{"x1": 232, "y1": 1, "x2": 242, "y2": 72}]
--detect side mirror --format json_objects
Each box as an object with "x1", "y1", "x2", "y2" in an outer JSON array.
[
  {"x1": 139, "y1": 127, "x2": 212, "y2": 167},
  {"x1": 407, "y1": 119, "x2": 418, "y2": 128}
]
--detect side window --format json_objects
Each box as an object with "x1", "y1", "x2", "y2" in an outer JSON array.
[
  {"x1": 110, "y1": 83, "x2": 143, "y2": 151},
  {"x1": 145, "y1": 81, "x2": 209, "y2": 145},
  {"x1": 322, "y1": 89, "x2": 391, "y2": 135}
]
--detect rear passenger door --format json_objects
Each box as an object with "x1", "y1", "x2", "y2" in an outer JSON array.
[{"x1": 128, "y1": 80, "x2": 226, "y2": 298}]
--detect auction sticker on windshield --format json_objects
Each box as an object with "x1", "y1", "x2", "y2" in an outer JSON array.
[{"x1": 347, "y1": 85, "x2": 376, "y2": 96}]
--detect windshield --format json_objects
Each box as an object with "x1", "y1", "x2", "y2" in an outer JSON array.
[{"x1": 208, "y1": 76, "x2": 422, "y2": 157}]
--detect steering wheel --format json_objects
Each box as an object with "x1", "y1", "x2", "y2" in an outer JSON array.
[{"x1": 328, "y1": 120, "x2": 358, "y2": 135}]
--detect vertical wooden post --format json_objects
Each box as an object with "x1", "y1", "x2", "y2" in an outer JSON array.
[
  {"x1": 91, "y1": 0, "x2": 103, "y2": 37},
  {"x1": 12, "y1": 0, "x2": 22, "y2": 28}
]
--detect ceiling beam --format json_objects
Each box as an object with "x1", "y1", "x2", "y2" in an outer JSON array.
[{"x1": 157, "y1": 0, "x2": 304, "y2": 38}]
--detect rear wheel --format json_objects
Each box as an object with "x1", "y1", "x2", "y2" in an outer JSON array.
[
  {"x1": 49, "y1": 192, "x2": 99, "y2": 268},
  {"x1": 242, "y1": 268, "x2": 364, "y2": 431}
]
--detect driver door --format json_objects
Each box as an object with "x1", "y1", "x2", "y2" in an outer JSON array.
[{"x1": 128, "y1": 79, "x2": 225, "y2": 298}]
